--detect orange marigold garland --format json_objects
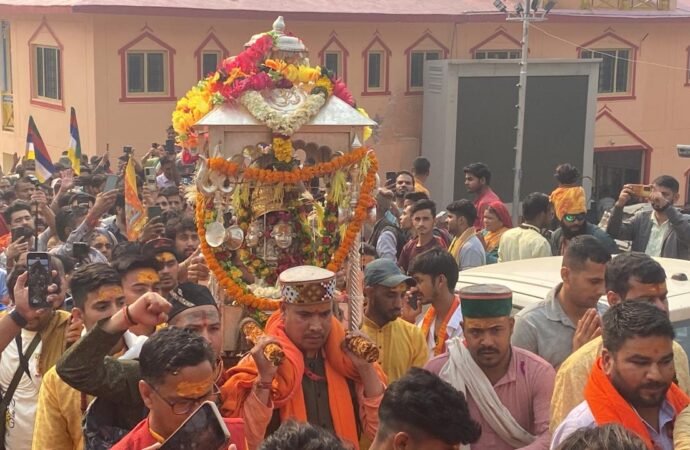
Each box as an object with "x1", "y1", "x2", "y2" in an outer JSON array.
[{"x1": 196, "y1": 149, "x2": 378, "y2": 309}]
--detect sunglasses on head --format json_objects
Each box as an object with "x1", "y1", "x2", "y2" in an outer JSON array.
[{"x1": 564, "y1": 213, "x2": 586, "y2": 223}]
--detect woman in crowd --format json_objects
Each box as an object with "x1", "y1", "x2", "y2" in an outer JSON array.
[{"x1": 480, "y1": 201, "x2": 512, "y2": 264}]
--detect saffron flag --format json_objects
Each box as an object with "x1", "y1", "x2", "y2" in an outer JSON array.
[
  {"x1": 124, "y1": 156, "x2": 146, "y2": 241},
  {"x1": 67, "y1": 107, "x2": 81, "y2": 175},
  {"x1": 25, "y1": 116, "x2": 55, "y2": 183}
]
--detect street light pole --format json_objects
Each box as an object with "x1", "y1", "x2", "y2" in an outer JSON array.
[{"x1": 505, "y1": 7, "x2": 547, "y2": 224}]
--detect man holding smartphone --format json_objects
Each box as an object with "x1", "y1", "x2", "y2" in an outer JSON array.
[
  {"x1": 607, "y1": 175, "x2": 690, "y2": 259},
  {"x1": 32, "y1": 263, "x2": 126, "y2": 450},
  {"x1": 0, "y1": 261, "x2": 68, "y2": 449},
  {"x1": 112, "y1": 327, "x2": 246, "y2": 450}
]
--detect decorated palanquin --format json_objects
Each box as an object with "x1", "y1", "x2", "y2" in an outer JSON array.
[{"x1": 172, "y1": 17, "x2": 379, "y2": 353}]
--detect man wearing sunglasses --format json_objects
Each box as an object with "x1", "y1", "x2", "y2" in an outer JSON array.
[
  {"x1": 550, "y1": 184, "x2": 618, "y2": 256},
  {"x1": 550, "y1": 252, "x2": 690, "y2": 430},
  {"x1": 112, "y1": 327, "x2": 246, "y2": 449}
]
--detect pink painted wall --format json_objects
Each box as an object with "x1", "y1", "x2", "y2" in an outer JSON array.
[{"x1": 0, "y1": 12, "x2": 689, "y2": 198}]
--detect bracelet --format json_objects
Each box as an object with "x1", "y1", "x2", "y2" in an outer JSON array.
[
  {"x1": 255, "y1": 380, "x2": 273, "y2": 390},
  {"x1": 122, "y1": 305, "x2": 138, "y2": 327},
  {"x1": 9, "y1": 310, "x2": 27, "y2": 328}
]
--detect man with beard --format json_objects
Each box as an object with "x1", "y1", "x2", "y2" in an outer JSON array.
[
  {"x1": 549, "y1": 252, "x2": 690, "y2": 430},
  {"x1": 142, "y1": 238, "x2": 178, "y2": 298},
  {"x1": 361, "y1": 259, "x2": 427, "y2": 382},
  {"x1": 607, "y1": 175, "x2": 690, "y2": 259},
  {"x1": 409, "y1": 248, "x2": 463, "y2": 359},
  {"x1": 551, "y1": 301, "x2": 690, "y2": 450},
  {"x1": 512, "y1": 236, "x2": 611, "y2": 368},
  {"x1": 464, "y1": 162, "x2": 503, "y2": 231},
  {"x1": 368, "y1": 190, "x2": 408, "y2": 262},
  {"x1": 426, "y1": 284, "x2": 555, "y2": 449},
  {"x1": 393, "y1": 171, "x2": 414, "y2": 213},
  {"x1": 56, "y1": 283, "x2": 223, "y2": 448},
  {"x1": 164, "y1": 216, "x2": 200, "y2": 261},
  {"x1": 549, "y1": 177, "x2": 617, "y2": 256}
]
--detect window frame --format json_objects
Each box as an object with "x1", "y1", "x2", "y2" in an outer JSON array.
[
  {"x1": 200, "y1": 50, "x2": 221, "y2": 78},
  {"x1": 576, "y1": 32, "x2": 638, "y2": 101},
  {"x1": 28, "y1": 20, "x2": 64, "y2": 110},
  {"x1": 408, "y1": 49, "x2": 441, "y2": 91},
  {"x1": 125, "y1": 49, "x2": 168, "y2": 96},
  {"x1": 323, "y1": 50, "x2": 343, "y2": 80},
  {"x1": 33, "y1": 45, "x2": 62, "y2": 102},
  {"x1": 365, "y1": 50, "x2": 385, "y2": 92},
  {"x1": 580, "y1": 48, "x2": 631, "y2": 95},
  {"x1": 118, "y1": 30, "x2": 176, "y2": 103},
  {"x1": 404, "y1": 31, "x2": 449, "y2": 95},
  {"x1": 318, "y1": 34, "x2": 349, "y2": 83},
  {"x1": 474, "y1": 49, "x2": 522, "y2": 60},
  {"x1": 361, "y1": 33, "x2": 391, "y2": 96}
]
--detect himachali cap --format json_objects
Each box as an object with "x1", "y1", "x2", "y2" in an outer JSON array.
[
  {"x1": 460, "y1": 284, "x2": 513, "y2": 319},
  {"x1": 168, "y1": 282, "x2": 218, "y2": 321},
  {"x1": 279, "y1": 266, "x2": 337, "y2": 304},
  {"x1": 364, "y1": 259, "x2": 415, "y2": 288}
]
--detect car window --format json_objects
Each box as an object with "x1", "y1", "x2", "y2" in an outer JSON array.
[{"x1": 674, "y1": 319, "x2": 690, "y2": 358}]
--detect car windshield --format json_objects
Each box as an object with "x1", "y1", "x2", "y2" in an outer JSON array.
[{"x1": 675, "y1": 319, "x2": 690, "y2": 358}]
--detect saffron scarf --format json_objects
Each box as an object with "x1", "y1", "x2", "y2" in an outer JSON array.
[
  {"x1": 449, "y1": 228, "x2": 477, "y2": 262},
  {"x1": 420, "y1": 296, "x2": 460, "y2": 356},
  {"x1": 584, "y1": 357, "x2": 690, "y2": 450},
  {"x1": 483, "y1": 227, "x2": 509, "y2": 252},
  {"x1": 220, "y1": 311, "x2": 386, "y2": 450}
]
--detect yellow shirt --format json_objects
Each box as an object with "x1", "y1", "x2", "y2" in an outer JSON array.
[
  {"x1": 550, "y1": 336, "x2": 690, "y2": 431},
  {"x1": 32, "y1": 366, "x2": 93, "y2": 450},
  {"x1": 675, "y1": 406, "x2": 690, "y2": 450},
  {"x1": 414, "y1": 180, "x2": 430, "y2": 196},
  {"x1": 361, "y1": 316, "x2": 428, "y2": 383}
]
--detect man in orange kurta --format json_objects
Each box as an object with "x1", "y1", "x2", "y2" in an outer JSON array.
[{"x1": 221, "y1": 266, "x2": 386, "y2": 450}]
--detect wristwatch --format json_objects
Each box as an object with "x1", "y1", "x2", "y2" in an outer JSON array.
[{"x1": 10, "y1": 310, "x2": 27, "y2": 328}]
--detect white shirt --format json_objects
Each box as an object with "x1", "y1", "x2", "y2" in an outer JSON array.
[
  {"x1": 551, "y1": 399, "x2": 675, "y2": 450},
  {"x1": 0, "y1": 329, "x2": 43, "y2": 449},
  {"x1": 645, "y1": 213, "x2": 671, "y2": 257},
  {"x1": 498, "y1": 224, "x2": 552, "y2": 262},
  {"x1": 416, "y1": 298, "x2": 464, "y2": 361}
]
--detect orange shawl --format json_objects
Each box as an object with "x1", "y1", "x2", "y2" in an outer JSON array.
[
  {"x1": 584, "y1": 357, "x2": 690, "y2": 449},
  {"x1": 550, "y1": 185, "x2": 586, "y2": 221},
  {"x1": 220, "y1": 311, "x2": 386, "y2": 450}
]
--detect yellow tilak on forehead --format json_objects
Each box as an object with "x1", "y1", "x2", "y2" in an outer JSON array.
[
  {"x1": 155, "y1": 252, "x2": 176, "y2": 264},
  {"x1": 176, "y1": 374, "x2": 214, "y2": 397},
  {"x1": 97, "y1": 286, "x2": 124, "y2": 300},
  {"x1": 137, "y1": 270, "x2": 160, "y2": 284}
]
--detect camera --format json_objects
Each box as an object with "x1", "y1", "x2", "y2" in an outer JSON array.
[{"x1": 123, "y1": 145, "x2": 133, "y2": 154}]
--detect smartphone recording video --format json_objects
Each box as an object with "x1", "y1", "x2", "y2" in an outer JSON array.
[
  {"x1": 147, "y1": 206, "x2": 162, "y2": 221},
  {"x1": 159, "y1": 401, "x2": 230, "y2": 450},
  {"x1": 104, "y1": 174, "x2": 119, "y2": 192},
  {"x1": 27, "y1": 252, "x2": 51, "y2": 309},
  {"x1": 145, "y1": 166, "x2": 157, "y2": 187}
]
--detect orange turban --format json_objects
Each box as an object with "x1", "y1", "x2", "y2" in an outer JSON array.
[{"x1": 550, "y1": 186, "x2": 586, "y2": 221}]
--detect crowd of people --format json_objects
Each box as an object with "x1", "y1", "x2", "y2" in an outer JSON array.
[{"x1": 0, "y1": 146, "x2": 686, "y2": 450}]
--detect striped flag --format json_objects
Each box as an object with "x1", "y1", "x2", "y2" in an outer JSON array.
[
  {"x1": 124, "y1": 156, "x2": 146, "y2": 241},
  {"x1": 25, "y1": 116, "x2": 55, "y2": 183},
  {"x1": 67, "y1": 107, "x2": 81, "y2": 175}
]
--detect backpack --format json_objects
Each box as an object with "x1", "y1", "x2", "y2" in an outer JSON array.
[{"x1": 368, "y1": 218, "x2": 408, "y2": 259}]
